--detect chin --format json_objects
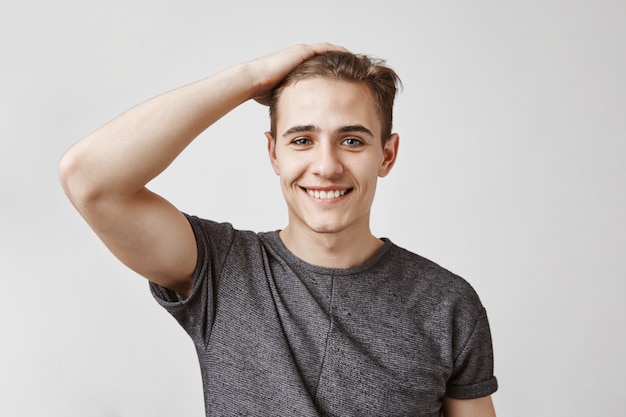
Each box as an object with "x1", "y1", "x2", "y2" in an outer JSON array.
[
  {"x1": 309, "y1": 227, "x2": 342, "y2": 235},
  {"x1": 305, "y1": 221, "x2": 350, "y2": 235}
]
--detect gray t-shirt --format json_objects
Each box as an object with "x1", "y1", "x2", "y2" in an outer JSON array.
[{"x1": 151, "y1": 215, "x2": 497, "y2": 416}]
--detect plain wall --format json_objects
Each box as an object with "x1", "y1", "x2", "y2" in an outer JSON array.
[{"x1": 1, "y1": 0, "x2": 624, "y2": 415}]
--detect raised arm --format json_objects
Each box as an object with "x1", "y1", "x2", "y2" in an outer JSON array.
[{"x1": 59, "y1": 43, "x2": 346, "y2": 297}]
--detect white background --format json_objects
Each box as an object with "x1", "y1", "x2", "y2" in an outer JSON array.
[{"x1": 1, "y1": 1, "x2": 624, "y2": 416}]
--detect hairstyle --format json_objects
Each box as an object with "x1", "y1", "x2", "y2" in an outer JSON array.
[{"x1": 269, "y1": 51, "x2": 402, "y2": 142}]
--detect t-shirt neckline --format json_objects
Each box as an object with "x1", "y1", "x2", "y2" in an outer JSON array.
[{"x1": 260, "y1": 230, "x2": 394, "y2": 276}]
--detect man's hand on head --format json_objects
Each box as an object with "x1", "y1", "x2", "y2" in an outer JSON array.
[{"x1": 250, "y1": 43, "x2": 350, "y2": 106}]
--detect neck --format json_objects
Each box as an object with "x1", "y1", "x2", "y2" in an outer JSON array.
[{"x1": 279, "y1": 225, "x2": 383, "y2": 269}]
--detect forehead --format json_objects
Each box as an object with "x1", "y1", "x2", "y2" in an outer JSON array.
[{"x1": 276, "y1": 78, "x2": 381, "y2": 136}]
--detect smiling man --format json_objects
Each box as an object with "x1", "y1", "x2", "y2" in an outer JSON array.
[
  {"x1": 60, "y1": 43, "x2": 497, "y2": 416},
  {"x1": 267, "y1": 77, "x2": 397, "y2": 269}
]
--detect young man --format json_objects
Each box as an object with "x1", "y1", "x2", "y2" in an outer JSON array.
[{"x1": 60, "y1": 43, "x2": 497, "y2": 416}]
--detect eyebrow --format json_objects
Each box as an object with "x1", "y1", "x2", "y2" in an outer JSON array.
[
  {"x1": 282, "y1": 125, "x2": 319, "y2": 137},
  {"x1": 282, "y1": 124, "x2": 374, "y2": 137},
  {"x1": 336, "y1": 124, "x2": 374, "y2": 137}
]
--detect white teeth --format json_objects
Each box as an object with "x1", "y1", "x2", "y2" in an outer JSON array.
[{"x1": 307, "y1": 189, "x2": 346, "y2": 199}]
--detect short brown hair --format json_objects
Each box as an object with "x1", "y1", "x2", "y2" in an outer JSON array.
[{"x1": 269, "y1": 51, "x2": 402, "y2": 141}]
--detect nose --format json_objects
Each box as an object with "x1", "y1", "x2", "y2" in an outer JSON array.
[{"x1": 312, "y1": 142, "x2": 343, "y2": 178}]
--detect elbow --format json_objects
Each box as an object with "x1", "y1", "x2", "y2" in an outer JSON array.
[{"x1": 58, "y1": 147, "x2": 102, "y2": 209}]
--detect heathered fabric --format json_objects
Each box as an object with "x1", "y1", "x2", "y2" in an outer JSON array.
[{"x1": 150, "y1": 215, "x2": 497, "y2": 416}]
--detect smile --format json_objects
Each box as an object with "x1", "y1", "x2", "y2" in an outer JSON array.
[{"x1": 306, "y1": 189, "x2": 348, "y2": 200}]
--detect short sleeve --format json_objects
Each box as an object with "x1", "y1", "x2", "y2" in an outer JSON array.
[
  {"x1": 149, "y1": 214, "x2": 235, "y2": 349},
  {"x1": 445, "y1": 307, "x2": 498, "y2": 399}
]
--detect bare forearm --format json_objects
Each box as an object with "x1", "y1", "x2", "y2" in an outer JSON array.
[{"x1": 60, "y1": 63, "x2": 256, "y2": 203}]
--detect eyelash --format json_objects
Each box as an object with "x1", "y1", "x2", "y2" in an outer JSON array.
[{"x1": 292, "y1": 137, "x2": 311, "y2": 146}]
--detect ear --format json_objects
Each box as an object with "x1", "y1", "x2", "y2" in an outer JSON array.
[
  {"x1": 265, "y1": 131, "x2": 280, "y2": 175},
  {"x1": 378, "y1": 133, "x2": 399, "y2": 177}
]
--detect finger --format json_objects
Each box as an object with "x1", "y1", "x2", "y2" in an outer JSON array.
[{"x1": 308, "y1": 42, "x2": 351, "y2": 54}]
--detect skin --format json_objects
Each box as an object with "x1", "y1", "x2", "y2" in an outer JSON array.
[
  {"x1": 59, "y1": 43, "x2": 496, "y2": 416},
  {"x1": 444, "y1": 395, "x2": 497, "y2": 417}
]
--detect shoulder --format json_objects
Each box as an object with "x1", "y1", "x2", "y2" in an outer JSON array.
[
  {"x1": 387, "y1": 243, "x2": 480, "y2": 295},
  {"x1": 382, "y1": 242, "x2": 485, "y2": 314}
]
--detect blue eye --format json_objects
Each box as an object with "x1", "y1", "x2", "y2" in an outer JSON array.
[
  {"x1": 292, "y1": 137, "x2": 311, "y2": 146},
  {"x1": 342, "y1": 137, "x2": 363, "y2": 147}
]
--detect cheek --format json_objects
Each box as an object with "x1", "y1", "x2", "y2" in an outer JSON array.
[
  {"x1": 276, "y1": 159, "x2": 301, "y2": 184},
  {"x1": 275, "y1": 151, "x2": 308, "y2": 178},
  {"x1": 354, "y1": 155, "x2": 385, "y2": 181}
]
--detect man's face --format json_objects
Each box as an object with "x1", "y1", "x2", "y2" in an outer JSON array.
[{"x1": 266, "y1": 78, "x2": 398, "y2": 238}]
